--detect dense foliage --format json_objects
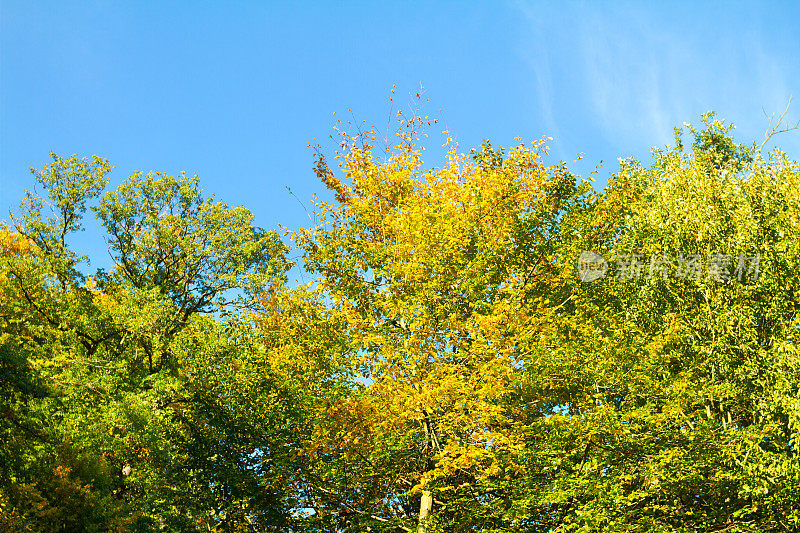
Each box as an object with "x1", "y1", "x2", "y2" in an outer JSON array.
[{"x1": 1, "y1": 113, "x2": 799, "y2": 532}]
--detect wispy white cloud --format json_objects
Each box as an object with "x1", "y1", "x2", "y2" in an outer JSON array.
[
  {"x1": 514, "y1": 1, "x2": 798, "y2": 156},
  {"x1": 517, "y1": 1, "x2": 563, "y2": 156},
  {"x1": 575, "y1": 6, "x2": 687, "y2": 147}
]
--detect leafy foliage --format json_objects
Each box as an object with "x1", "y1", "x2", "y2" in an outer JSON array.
[
  {"x1": 2, "y1": 114, "x2": 799, "y2": 532},
  {"x1": 1, "y1": 155, "x2": 290, "y2": 531}
]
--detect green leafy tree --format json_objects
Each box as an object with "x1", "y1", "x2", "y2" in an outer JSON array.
[
  {"x1": 1, "y1": 153, "x2": 290, "y2": 531},
  {"x1": 521, "y1": 115, "x2": 800, "y2": 532}
]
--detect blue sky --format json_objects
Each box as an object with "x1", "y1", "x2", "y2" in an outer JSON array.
[{"x1": 2, "y1": 1, "x2": 799, "y2": 274}]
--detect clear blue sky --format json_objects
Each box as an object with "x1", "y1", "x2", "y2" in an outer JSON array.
[{"x1": 2, "y1": 1, "x2": 799, "y2": 273}]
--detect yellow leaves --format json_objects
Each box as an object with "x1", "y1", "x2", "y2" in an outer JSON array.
[
  {"x1": 0, "y1": 223, "x2": 34, "y2": 258},
  {"x1": 282, "y1": 122, "x2": 590, "y2": 511},
  {"x1": 91, "y1": 289, "x2": 118, "y2": 311},
  {"x1": 310, "y1": 394, "x2": 396, "y2": 460}
]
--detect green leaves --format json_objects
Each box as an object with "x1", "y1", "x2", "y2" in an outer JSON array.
[
  {"x1": 2, "y1": 157, "x2": 294, "y2": 531},
  {"x1": 95, "y1": 170, "x2": 290, "y2": 319},
  {"x1": 14, "y1": 153, "x2": 112, "y2": 285},
  {"x1": 558, "y1": 117, "x2": 800, "y2": 531}
]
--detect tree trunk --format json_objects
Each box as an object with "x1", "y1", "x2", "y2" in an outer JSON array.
[{"x1": 417, "y1": 489, "x2": 433, "y2": 533}]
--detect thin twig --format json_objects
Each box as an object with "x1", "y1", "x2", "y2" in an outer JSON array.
[{"x1": 756, "y1": 96, "x2": 799, "y2": 157}]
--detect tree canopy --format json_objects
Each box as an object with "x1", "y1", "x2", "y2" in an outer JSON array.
[{"x1": 1, "y1": 114, "x2": 799, "y2": 532}]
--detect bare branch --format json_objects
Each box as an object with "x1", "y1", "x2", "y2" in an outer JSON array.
[{"x1": 757, "y1": 96, "x2": 799, "y2": 157}]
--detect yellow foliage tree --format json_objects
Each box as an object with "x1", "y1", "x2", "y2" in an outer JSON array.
[{"x1": 284, "y1": 112, "x2": 592, "y2": 531}]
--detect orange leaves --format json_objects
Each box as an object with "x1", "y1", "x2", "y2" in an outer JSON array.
[{"x1": 313, "y1": 149, "x2": 351, "y2": 204}]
